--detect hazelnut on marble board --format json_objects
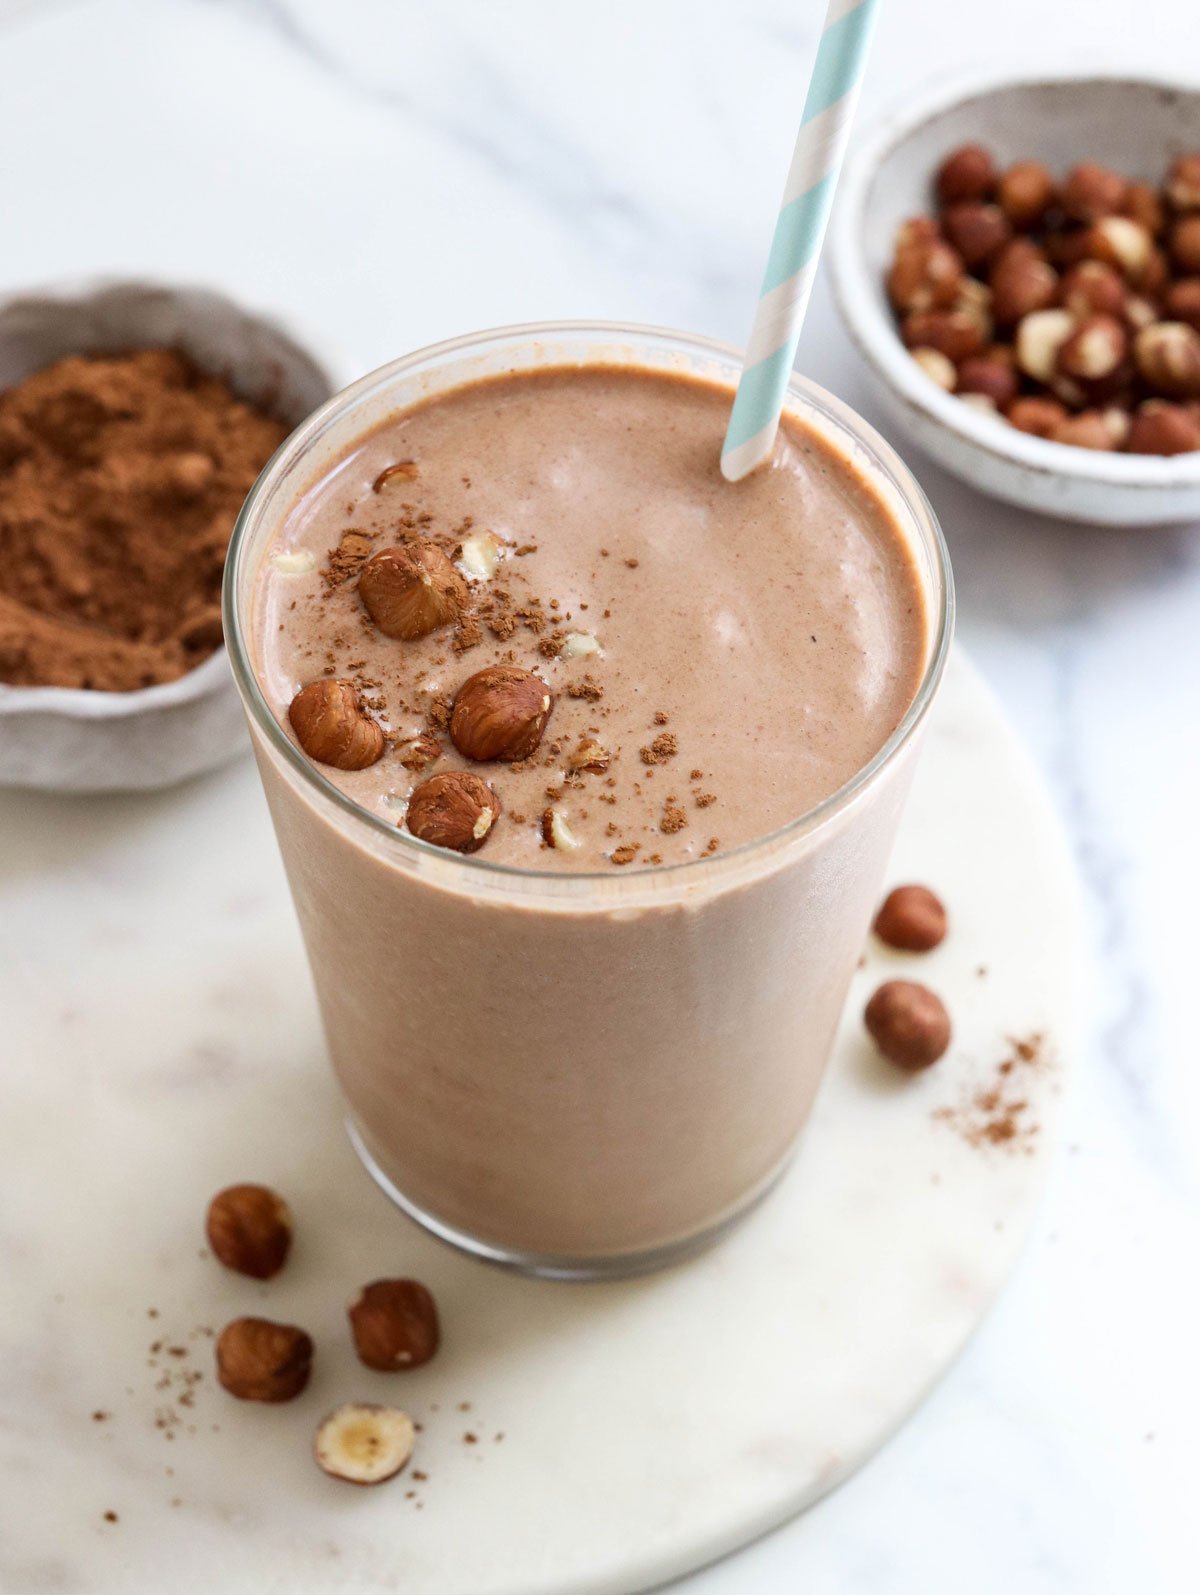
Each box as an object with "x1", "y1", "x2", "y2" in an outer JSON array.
[
  {"x1": 289, "y1": 680, "x2": 385, "y2": 771},
  {"x1": 450, "y1": 665, "x2": 554, "y2": 762},
  {"x1": 348, "y1": 1279, "x2": 440, "y2": 1371},
  {"x1": 405, "y1": 770, "x2": 501, "y2": 854},
  {"x1": 358, "y1": 541, "x2": 467, "y2": 640},
  {"x1": 206, "y1": 1183, "x2": 292, "y2": 1279},
  {"x1": 314, "y1": 1403, "x2": 416, "y2": 1486},
  {"x1": 864, "y1": 981, "x2": 952, "y2": 1071},
  {"x1": 873, "y1": 885, "x2": 947, "y2": 952},
  {"x1": 216, "y1": 1317, "x2": 313, "y2": 1402}
]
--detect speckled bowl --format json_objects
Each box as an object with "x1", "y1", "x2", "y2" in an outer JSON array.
[
  {"x1": 829, "y1": 71, "x2": 1200, "y2": 526},
  {"x1": 0, "y1": 279, "x2": 336, "y2": 790}
]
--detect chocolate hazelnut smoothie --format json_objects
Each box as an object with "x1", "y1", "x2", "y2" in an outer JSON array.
[{"x1": 232, "y1": 331, "x2": 947, "y2": 1273}]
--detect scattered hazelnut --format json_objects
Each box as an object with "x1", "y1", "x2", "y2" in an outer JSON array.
[
  {"x1": 314, "y1": 1403, "x2": 416, "y2": 1486},
  {"x1": 372, "y1": 460, "x2": 419, "y2": 492},
  {"x1": 405, "y1": 770, "x2": 501, "y2": 853},
  {"x1": 998, "y1": 160, "x2": 1055, "y2": 230},
  {"x1": 990, "y1": 244, "x2": 1058, "y2": 326},
  {"x1": 1058, "y1": 261, "x2": 1128, "y2": 320},
  {"x1": 956, "y1": 354, "x2": 1018, "y2": 406},
  {"x1": 900, "y1": 308, "x2": 985, "y2": 363},
  {"x1": 1126, "y1": 400, "x2": 1200, "y2": 455},
  {"x1": 864, "y1": 980, "x2": 952, "y2": 1071},
  {"x1": 1005, "y1": 395, "x2": 1069, "y2": 438},
  {"x1": 1123, "y1": 181, "x2": 1166, "y2": 238},
  {"x1": 1134, "y1": 321, "x2": 1200, "y2": 397},
  {"x1": 396, "y1": 734, "x2": 442, "y2": 772},
  {"x1": 910, "y1": 346, "x2": 957, "y2": 391},
  {"x1": 358, "y1": 541, "x2": 468, "y2": 640},
  {"x1": 206, "y1": 1184, "x2": 292, "y2": 1279},
  {"x1": 1056, "y1": 314, "x2": 1128, "y2": 383},
  {"x1": 873, "y1": 885, "x2": 947, "y2": 951},
  {"x1": 450, "y1": 665, "x2": 553, "y2": 762},
  {"x1": 542, "y1": 808, "x2": 582, "y2": 851},
  {"x1": 567, "y1": 738, "x2": 612, "y2": 773},
  {"x1": 941, "y1": 202, "x2": 1011, "y2": 270},
  {"x1": 1061, "y1": 162, "x2": 1127, "y2": 223},
  {"x1": 1047, "y1": 411, "x2": 1119, "y2": 451},
  {"x1": 1166, "y1": 152, "x2": 1200, "y2": 212},
  {"x1": 458, "y1": 530, "x2": 506, "y2": 582},
  {"x1": 1015, "y1": 309, "x2": 1077, "y2": 384},
  {"x1": 270, "y1": 549, "x2": 317, "y2": 576},
  {"x1": 886, "y1": 239, "x2": 964, "y2": 314},
  {"x1": 216, "y1": 1317, "x2": 313, "y2": 1403},
  {"x1": 348, "y1": 1279, "x2": 440, "y2": 1371},
  {"x1": 1083, "y1": 216, "x2": 1154, "y2": 282},
  {"x1": 1170, "y1": 215, "x2": 1200, "y2": 276},
  {"x1": 288, "y1": 680, "x2": 385, "y2": 771},
  {"x1": 935, "y1": 144, "x2": 997, "y2": 206},
  {"x1": 560, "y1": 631, "x2": 602, "y2": 660},
  {"x1": 1165, "y1": 278, "x2": 1200, "y2": 333}
]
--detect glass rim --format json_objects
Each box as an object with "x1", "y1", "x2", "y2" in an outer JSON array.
[{"x1": 223, "y1": 318, "x2": 955, "y2": 892}]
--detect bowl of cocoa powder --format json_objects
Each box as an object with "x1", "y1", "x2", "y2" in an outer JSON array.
[{"x1": 0, "y1": 279, "x2": 334, "y2": 790}]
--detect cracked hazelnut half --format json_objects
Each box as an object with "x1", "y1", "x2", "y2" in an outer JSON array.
[
  {"x1": 314, "y1": 1403, "x2": 416, "y2": 1486},
  {"x1": 864, "y1": 981, "x2": 952, "y2": 1071},
  {"x1": 450, "y1": 665, "x2": 553, "y2": 762},
  {"x1": 358, "y1": 540, "x2": 467, "y2": 640},
  {"x1": 289, "y1": 680, "x2": 385, "y2": 770},
  {"x1": 206, "y1": 1183, "x2": 292, "y2": 1279},
  {"x1": 216, "y1": 1317, "x2": 313, "y2": 1403},
  {"x1": 348, "y1": 1279, "x2": 440, "y2": 1371},
  {"x1": 405, "y1": 770, "x2": 501, "y2": 853}
]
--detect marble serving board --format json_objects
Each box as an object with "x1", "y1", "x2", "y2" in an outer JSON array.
[{"x1": 0, "y1": 651, "x2": 1082, "y2": 1595}]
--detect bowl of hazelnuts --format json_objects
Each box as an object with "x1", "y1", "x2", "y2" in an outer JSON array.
[{"x1": 829, "y1": 72, "x2": 1200, "y2": 525}]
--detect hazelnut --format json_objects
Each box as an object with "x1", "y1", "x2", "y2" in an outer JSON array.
[
  {"x1": 990, "y1": 245, "x2": 1058, "y2": 326},
  {"x1": 958, "y1": 393, "x2": 998, "y2": 416},
  {"x1": 1061, "y1": 162, "x2": 1128, "y2": 223},
  {"x1": 1048, "y1": 411, "x2": 1120, "y2": 451},
  {"x1": 895, "y1": 215, "x2": 941, "y2": 251},
  {"x1": 216, "y1": 1317, "x2": 313, "y2": 1403},
  {"x1": 1015, "y1": 309, "x2": 1077, "y2": 384},
  {"x1": 910, "y1": 346, "x2": 957, "y2": 391},
  {"x1": 873, "y1": 885, "x2": 947, "y2": 951},
  {"x1": 1170, "y1": 215, "x2": 1200, "y2": 275},
  {"x1": 886, "y1": 239, "x2": 963, "y2": 314},
  {"x1": 997, "y1": 160, "x2": 1056, "y2": 230},
  {"x1": 900, "y1": 308, "x2": 985, "y2": 364},
  {"x1": 348, "y1": 1279, "x2": 440, "y2": 1371},
  {"x1": 271, "y1": 548, "x2": 317, "y2": 576},
  {"x1": 941, "y1": 202, "x2": 1011, "y2": 269},
  {"x1": 1058, "y1": 261, "x2": 1128, "y2": 320},
  {"x1": 1056, "y1": 314, "x2": 1128, "y2": 383},
  {"x1": 458, "y1": 530, "x2": 506, "y2": 581},
  {"x1": 1100, "y1": 406, "x2": 1133, "y2": 449},
  {"x1": 1123, "y1": 181, "x2": 1166, "y2": 238},
  {"x1": 1165, "y1": 278, "x2": 1200, "y2": 333},
  {"x1": 560, "y1": 631, "x2": 602, "y2": 660},
  {"x1": 1166, "y1": 153, "x2": 1200, "y2": 212},
  {"x1": 1082, "y1": 216, "x2": 1154, "y2": 282},
  {"x1": 1126, "y1": 400, "x2": 1200, "y2": 455},
  {"x1": 568, "y1": 738, "x2": 612, "y2": 773},
  {"x1": 952, "y1": 276, "x2": 994, "y2": 342},
  {"x1": 935, "y1": 144, "x2": 997, "y2": 206},
  {"x1": 405, "y1": 770, "x2": 501, "y2": 853},
  {"x1": 1005, "y1": 395, "x2": 1069, "y2": 438},
  {"x1": 1134, "y1": 321, "x2": 1200, "y2": 397},
  {"x1": 358, "y1": 541, "x2": 467, "y2": 640},
  {"x1": 450, "y1": 665, "x2": 553, "y2": 762},
  {"x1": 956, "y1": 355, "x2": 1017, "y2": 407},
  {"x1": 542, "y1": 807, "x2": 583, "y2": 850},
  {"x1": 396, "y1": 734, "x2": 442, "y2": 772},
  {"x1": 289, "y1": 680, "x2": 385, "y2": 771},
  {"x1": 372, "y1": 460, "x2": 419, "y2": 492},
  {"x1": 314, "y1": 1404, "x2": 416, "y2": 1486},
  {"x1": 1045, "y1": 228, "x2": 1094, "y2": 271},
  {"x1": 864, "y1": 980, "x2": 951, "y2": 1071},
  {"x1": 1140, "y1": 245, "x2": 1171, "y2": 300},
  {"x1": 206, "y1": 1183, "x2": 292, "y2": 1279}
]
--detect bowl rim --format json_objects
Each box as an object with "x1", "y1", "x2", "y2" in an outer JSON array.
[{"x1": 828, "y1": 67, "x2": 1200, "y2": 490}]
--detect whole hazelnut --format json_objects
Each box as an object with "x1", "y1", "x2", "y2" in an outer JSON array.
[
  {"x1": 1005, "y1": 394, "x2": 1070, "y2": 438},
  {"x1": 289, "y1": 680, "x2": 385, "y2": 771},
  {"x1": 997, "y1": 160, "x2": 1055, "y2": 230},
  {"x1": 1061, "y1": 162, "x2": 1128, "y2": 223},
  {"x1": 990, "y1": 245, "x2": 1058, "y2": 327},
  {"x1": 314, "y1": 1404, "x2": 416, "y2": 1486},
  {"x1": 864, "y1": 980, "x2": 951, "y2": 1071},
  {"x1": 1058, "y1": 261, "x2": 1128, "y2": 320},
  {"x1": 405, "y1": 770, "x2": 501, "y2": 854},
  {"x1": 886, "y1": 238, "x2": 964, "y2": 314},
  {"x1": 358, "y1": 540, "x2": 467, "y2": 640},
  {"x1": 1166, "y1": 152, "x2": 1200, "y2": 212},
  {"x1": 1045, "y1": 228, "x2": 1094, "y2": 271},
  {"x1": 941, "y1": 202, "x2": 1011, "y2": 269},
  {"x1": 1170, "y1": 215, "x2": 1200, "y2": 275},
  {"x1": 216, "y1": 1317, "x2": 313, "y2": 1403},
  {"x1": 900, "y1": 308, "x2": 985, "y2": 364},
  {"x1": 1164, "y1": 278, "x2": 1200, "y2": 333},
  {"x1": 348, "y1": 1279, "x2": 440, "y2": 1371},
  {"x1": 1082, "y1": 217, "x2": 1154, "y2": 283},
  {"x1": 1134, "y1": 321, "x2": 1200, "y2": 397},
  {"x1": 935, "y1": 144, "x2": 997, "y2": 206},
  {"x1": 1015, "y1": 309, "x2": 1077, "y2": 384},
  {"x1": 1123, "y1": 181, "x2": 1166, "y2": 238},
  {"x1": 206, "y1": 1183, "x2": 292, "y2": 1279},
  {"x1": 1056, "y1": 314, "x2": 1128, "y2": 383},
  {"x1": 1126, "y1": 400, "x2": 1200, "y2": 455},
  {"x1": 1048, "y1": 411, "x2": 1120, "y2": 451},
  {"x1": 955, "y1": 355, "x2": 1018, "y2": 407},
  {"x1": 450, "y1": 665, "x2": 554, "y2": 762},
  {"x1": 895, "y1": 215, "x2": 941, "y2": 251},
  {"x1": 1125, "y1": 294, "x2": 1160, "y2": 330},
  {"x1": 873, "y1": 885, "x2": 947, "y2": 952},
  {"x1": 1140, "y1": 245, "x2": 1171, "y2": 300}
]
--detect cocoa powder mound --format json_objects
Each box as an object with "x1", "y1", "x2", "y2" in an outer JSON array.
[{"x1": 0, "y1": 348, "x2": 288, "y2": 690}]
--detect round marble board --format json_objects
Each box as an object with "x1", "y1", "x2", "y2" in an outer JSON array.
[{"x1": 0, "y1": 649, "x2": 1082, "y2": 1595}]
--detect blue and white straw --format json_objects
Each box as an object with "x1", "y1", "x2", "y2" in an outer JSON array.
[{"x1": 721, "y1": 0, "x2": 880, "y2": 481}]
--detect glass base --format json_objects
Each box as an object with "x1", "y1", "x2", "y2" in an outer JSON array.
[{"x1": 344, "y1": 1118, "x2": 796, "y2": 1282}]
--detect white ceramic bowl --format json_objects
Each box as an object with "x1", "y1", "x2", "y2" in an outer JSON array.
[
  {"x1": 0, "y1": 280, "x2": 336, "y2": 790},
  {"x1": 829, "y1": 71, "x2": 1200, "y2": 526}
]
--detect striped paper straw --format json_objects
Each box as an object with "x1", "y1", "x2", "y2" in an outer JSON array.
[{"x1": 721, "y1": 0, "x2": 880, "y2": 481}]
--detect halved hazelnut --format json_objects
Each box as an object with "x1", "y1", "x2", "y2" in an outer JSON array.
[
  {"x1": 405, "y1": 770, "x2": 501, "y2": 853},
  {"x1": 900, "y1": 308, "x2": 985, "y2": 364},
  {"x1": 1058, "y1": 261, "x2": 1128, "y2": 320},
  {"x1": 864, "y1": 980, "x2": 951, "y2": 1071},
  {"x1": 348, "y1": 1279, "x2": 440, "y2": 1371},
  {"x1": 990, "y1": 244, "x2": 1058, "y2": 327},
  {"x1": 358, "y1": 541, "x2": 467, "y2": 640},
  {"x1": 1082, "y1": 217, "x2": 1154, "y2": 282},
  {"x1": 1015, "y1": 309, "x2": 1077, "y2": 384},
  {"x1": 1126, "y1": 400, "x2": 1200, "y2": 455},
  {"x1": 289, "y1": 680, "x2": 385, "y2": 771},
  {"x1": 542, "y1": 808, "x2": 582, "y2": 851},
  {"x1": 1134, "y1": 321, "x2": 1200, "y2": 397},
  {"x1": 941, "y1": 202, "x2": 1011, "y2": 269},
  {"x1": 910, "y1": 347, "x2": 956, "y2": 390},
  {"x1": 206, "y1": 1184, "x2": 292, "y2": 1279},
  {"x1": 886, "y1": 239, "x2": 963, "y2": 314},
  {"x1": 956, "y1": 354, "x2": 1017, "y2": 407},
  {"x1": 1061, "y1": 162, "x2": 1127, "y2": 223},
  {"x1": 216, "y1": 1317, "x2": 313, "y2": 1403},
  {"x1": 998, "y1": 161, "x2": 1055, "y2": 230},
  {"x1": 1166, "y1": 153, "x2": 1200, "y2": 213},
  {"x1": 1165, "y1": 278, "x2": 1200, "y2": 333},
  {"x1": 1170, "y1": 215, "x2": 1200, "y2": 275},
  {"x1": 314, "y1": 1404, "x2": 415, "y2": 1486},
  {"x1": 450, "y1": 665, "x2": 553, "y2": 762},
  {"x1": 873, "y1": 884, "x2": 947, "y2": 952},
  {"x1": 1123, "y1": 181, "x2": 1166, "y2": 238},
  {"x1": 935, "y1": 144, "x2": 997, "y2": 206},
  {"x1": 1056, "y1": 314, "x2": 1128, "y2": 383},
  {"x1": 1005, "y1": 394, "x2": 1069, "y2": 438}
]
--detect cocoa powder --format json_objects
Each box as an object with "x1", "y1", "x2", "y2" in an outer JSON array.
[{"x1": 0, "y1": 348, "x2": 287, "y2": 690}]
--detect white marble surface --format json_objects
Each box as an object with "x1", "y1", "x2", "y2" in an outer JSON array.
[{"x1": 0, "y1": 0, "x2": 1193, "y2": 1590}]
